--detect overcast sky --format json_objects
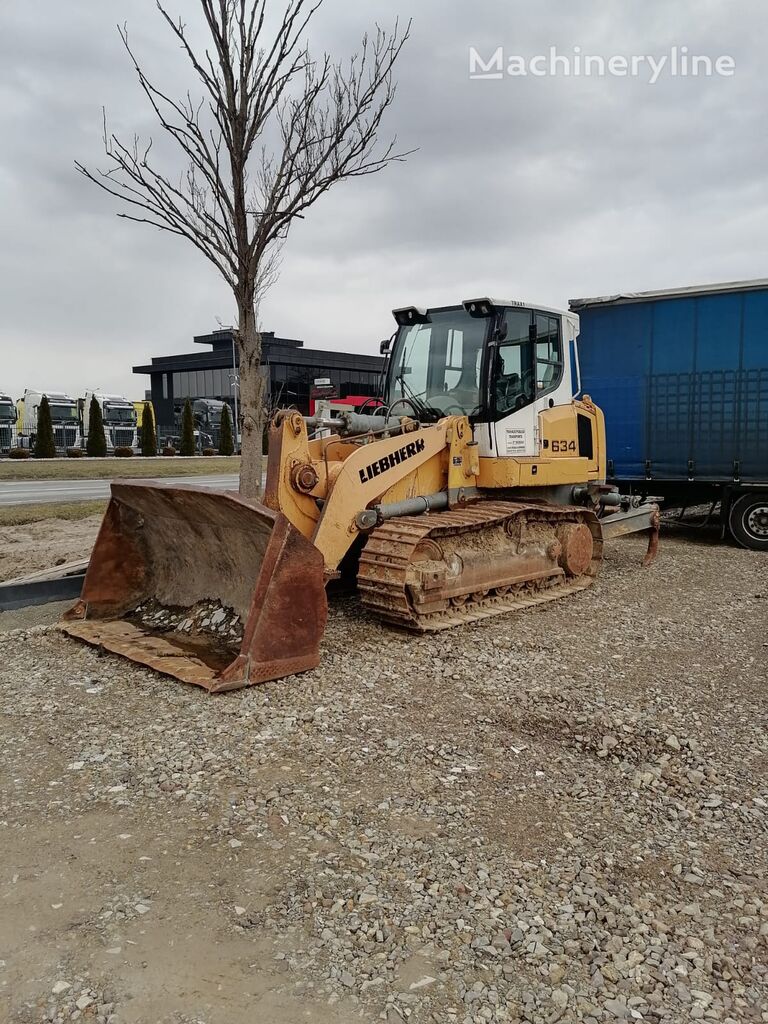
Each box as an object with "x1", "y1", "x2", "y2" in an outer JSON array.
[{"x1": 1, "y1": 0, "x2": 766, "y2": 401}]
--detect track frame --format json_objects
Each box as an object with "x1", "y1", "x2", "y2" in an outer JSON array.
[{"x1": 357, "y1": 501, "x2": 602, "y2": 631}]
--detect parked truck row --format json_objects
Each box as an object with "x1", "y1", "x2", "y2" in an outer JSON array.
[
  {"x1": 0, "y1": 389, "x2": 236, "y2": 455},
  {"x1": 0, "y1": 390, "x2": 154, "y2": 455}
]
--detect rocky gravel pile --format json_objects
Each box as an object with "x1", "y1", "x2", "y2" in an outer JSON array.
[
  {"x1": 0, "y1": 533, "x2": 765, "y2": 1024},
  {"x1": 43, "y1": 981, "x2": 117, "y2": 1024},
  {"x1": 132, "y1": 598, "x2": 243, "y2": 648}
]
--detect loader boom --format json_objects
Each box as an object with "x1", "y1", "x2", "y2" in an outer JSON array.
[{"x1": 263, "y1": 411, "x2": 480, "y2": 573}]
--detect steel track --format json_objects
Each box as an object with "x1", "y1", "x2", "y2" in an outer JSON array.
[{"x1": 357, "y1": 501, "x2": 603, "y2": 631}]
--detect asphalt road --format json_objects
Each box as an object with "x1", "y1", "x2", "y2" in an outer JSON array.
[{"x1": 0, "y1": 474, "x2": 242, "y2": 506}]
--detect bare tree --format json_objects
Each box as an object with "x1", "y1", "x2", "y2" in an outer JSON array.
[{"x1": 77, "y1": 0, "x2": 411, "y2": 497}]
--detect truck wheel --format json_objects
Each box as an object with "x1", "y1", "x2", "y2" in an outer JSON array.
[{"x1": 728, "y1": 492, "x2": 768, "y2": 551}]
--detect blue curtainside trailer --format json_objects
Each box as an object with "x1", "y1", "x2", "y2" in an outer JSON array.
[{"x1": 570, "y1": 279, "x2": 768, "y2": 550}]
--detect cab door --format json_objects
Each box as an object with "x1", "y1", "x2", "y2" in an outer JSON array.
[
  {"x1": 483, "y1": 309, "x2": 570, "y2": 458},
  {"x1": 490, "y1": 316, "x2": 538, "y2": 457}
]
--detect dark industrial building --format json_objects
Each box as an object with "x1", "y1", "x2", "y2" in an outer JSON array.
[{"x1": 133, "y1": 327, "x2": 384, "y2": 430}]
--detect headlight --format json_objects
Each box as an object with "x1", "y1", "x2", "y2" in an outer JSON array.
[
  {"x1": 462, "y1": 297, "x2": 498, "y2": 318},
  {"x1": 391, "y1": 306, "x2": 430, "y2": 327}
]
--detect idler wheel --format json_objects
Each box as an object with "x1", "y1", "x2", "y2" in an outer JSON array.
[{"x1": 556, "y1": 523, "x2": 594, "y2": 576}]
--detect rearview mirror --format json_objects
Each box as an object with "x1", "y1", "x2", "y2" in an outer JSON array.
[{"x1": 379, "y1": 337, "x2": 392, "y2": 354}]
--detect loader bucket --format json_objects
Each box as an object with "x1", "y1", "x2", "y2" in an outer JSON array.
[{"x1": 60, "y1": 482, "x2": 327, "y2": 693}]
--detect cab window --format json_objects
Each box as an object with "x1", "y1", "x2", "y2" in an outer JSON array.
[
  {"x1": 493, "y1": 309, "x2": 563, "y2": 418},
  {"x1": 494, "y1": 309, "x2": 535, "y2": 416},
  {"x1": 535, "y1": 314, "x2": 562, "y2": 394},
  {"x1": 443, "y1": 329, "x2": 464, "y2": 390},
  {"x1": 388, "y1": 309, "x2": 486, "y2": 418}
]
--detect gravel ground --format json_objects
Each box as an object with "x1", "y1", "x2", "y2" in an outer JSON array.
[
  {"x1": 0, "y1": 600, "x2": 73, "y2": 633},
  {"x1": 0, "y1": 516, "x2": 102, "y2": 582},
  {"x1": 1, "y1": 532, "x2": 766, "y2": 1024}
]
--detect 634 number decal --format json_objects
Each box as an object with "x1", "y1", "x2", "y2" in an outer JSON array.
[{"x1": 551, "y1": 440, "x2": 576, "y2": 453}]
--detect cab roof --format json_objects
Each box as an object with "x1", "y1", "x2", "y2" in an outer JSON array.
[
  {"x1": 393, "y1": 298, "x2": 576, "y2": 322},
  {"x1": 464, "y1": 296, "x2": 572, "y2": 318}
]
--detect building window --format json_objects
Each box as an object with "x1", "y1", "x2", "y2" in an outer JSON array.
[{"x1": 162, "y1": 373, "x2": 169, "y2": 400}]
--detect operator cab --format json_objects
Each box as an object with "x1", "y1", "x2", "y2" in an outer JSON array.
[{"x1": 385, "y1": 299, "x2": 577, "y2": 429}]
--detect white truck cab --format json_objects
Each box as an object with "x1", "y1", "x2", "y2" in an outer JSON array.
[
  {"x1": 18, "y1": 390, "x2": 82, "y2": 453},
  {"x1": 0, "y1": 393, "x2": 17, "y2": 453},
  {"x1": 80, "y1": 391, "x2": 139, "y2": 452}
]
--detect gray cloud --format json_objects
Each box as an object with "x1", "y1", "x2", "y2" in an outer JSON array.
[{"x1": 1, "y1": 0, "x2": 766, "y2": 401}]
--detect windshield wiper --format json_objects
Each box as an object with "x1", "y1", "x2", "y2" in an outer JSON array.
[{"x1": 395, "y1": 375, "x2": 443, "y2": 422}]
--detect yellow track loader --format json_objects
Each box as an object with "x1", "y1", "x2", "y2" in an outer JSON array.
[{"x1": 62, "y1": 297, "x2": 659, "y2": 692}]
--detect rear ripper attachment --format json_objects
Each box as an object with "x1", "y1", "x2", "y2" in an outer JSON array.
[
  {"x1": 357, "y1": 501, "x2": 603, "y2": 631},
  {"x1": 61, "y1": 482, "x2": 327, "y2": 692}
]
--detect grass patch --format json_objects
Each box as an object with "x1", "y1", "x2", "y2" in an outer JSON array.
[
  {"x1": 0, "y1": 500, "x2": 108, "y2": 527},
  {"x1": 0, "y1": 456, "x2": 242, "y2": 482}
]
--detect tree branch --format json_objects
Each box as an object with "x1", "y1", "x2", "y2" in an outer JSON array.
[{"x1": 77, "y1": 0, "x2": 412, "y2": 495}]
